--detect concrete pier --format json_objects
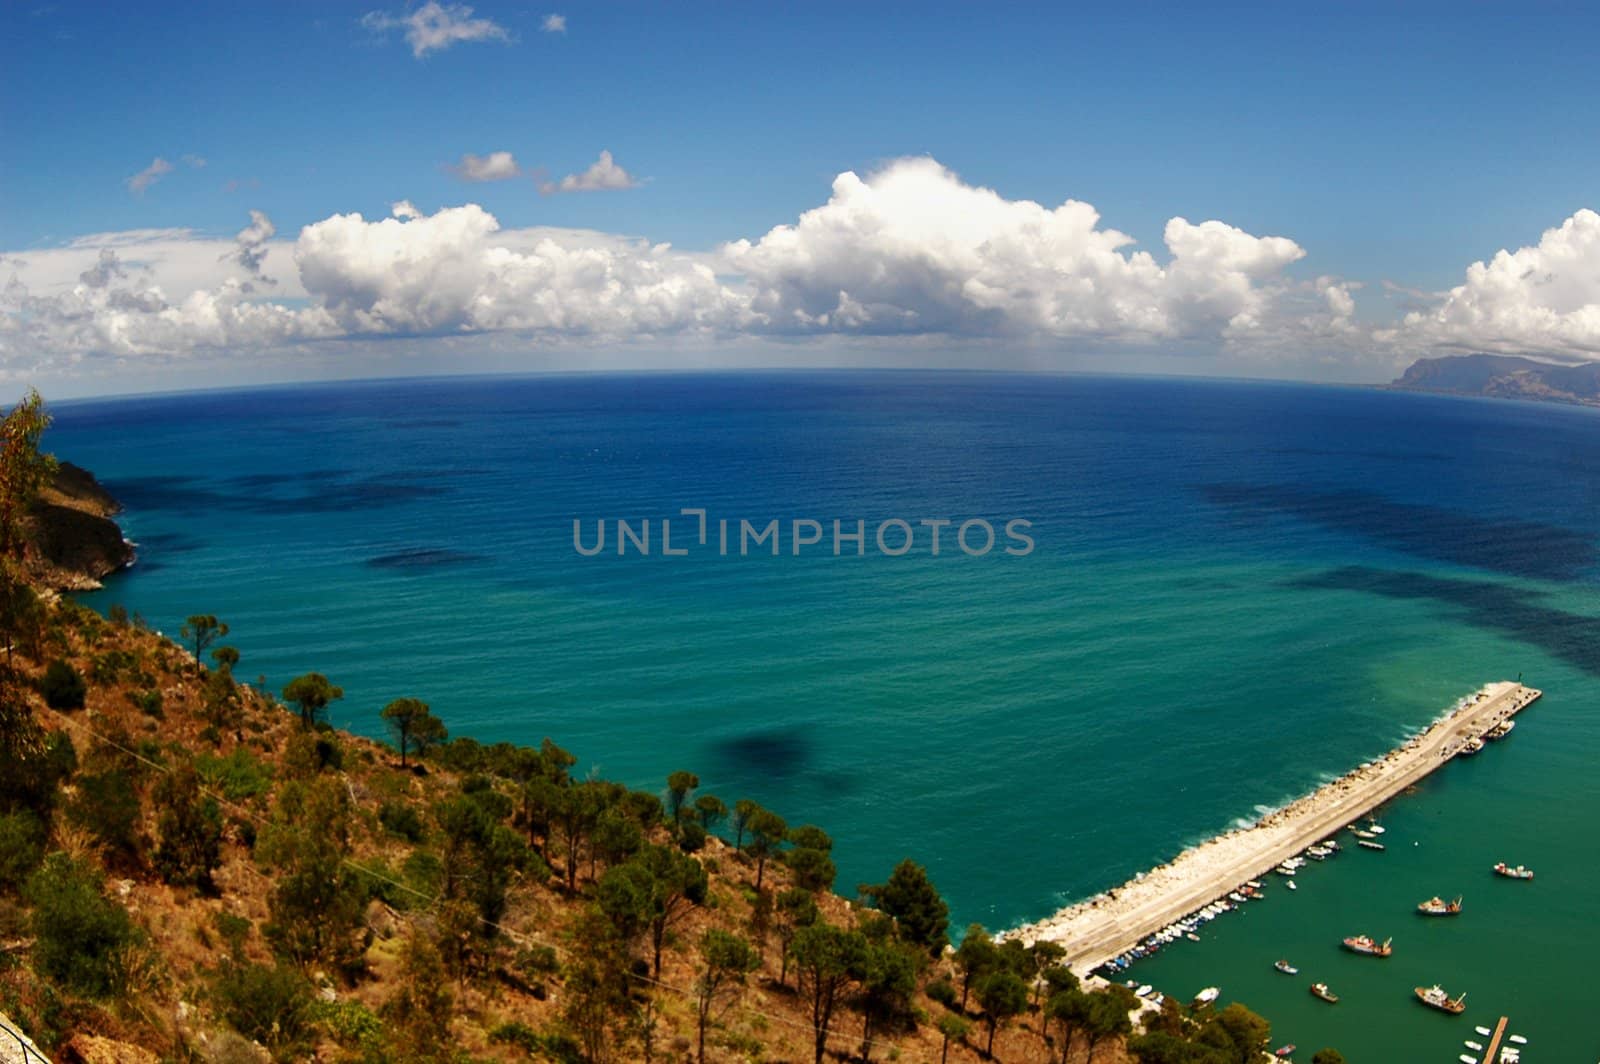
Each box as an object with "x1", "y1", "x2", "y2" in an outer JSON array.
[{"x1": 1009, "y1": 682, "x2": 1541, "y2": 973}]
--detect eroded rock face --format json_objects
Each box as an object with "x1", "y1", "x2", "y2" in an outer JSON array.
[
  {"x1": 62, "y1": 1033, "x2": 160, "y2": 1064},
  {"x1": 24, "y1": 462, "x2": 135, "y2": 591}
]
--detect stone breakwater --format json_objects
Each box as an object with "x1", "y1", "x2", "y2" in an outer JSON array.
[{"x1": 1006, "y1": 681, "x2": 1541, "y2": 973}]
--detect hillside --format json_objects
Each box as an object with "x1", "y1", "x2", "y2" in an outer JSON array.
[
  {"x1": 2, "y1": 580, "x2": 1167, "y2": 1064},
  {"x1": 1391, "y1": 353, "x2": 1600, "y2": 407}
]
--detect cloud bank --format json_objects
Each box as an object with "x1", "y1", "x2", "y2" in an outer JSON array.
[{"x1": 7, "y1": 157, "x2": 1598, "y2": 377}]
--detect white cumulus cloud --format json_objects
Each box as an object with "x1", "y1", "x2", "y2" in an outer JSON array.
[
  {"x1": 540, "y1": 150, "x2": 640, "y2": 195},
  {"x1": 725, "y1": 158, "x2": 1326, "y2": 342},
  {"x1": 451, "y1": 150, "x2": 522, "y2": 182},
  {"x1": 1380, "y1": 208, "x2": 1600, "y2": 359},
  {"x1": 294, "y1": 202, "x2": 738, "y2": 337},
  {"x1": 362, "y1": 1, "x2": 509, "y2": 58},
  {"x1": 541, "y1": 13, "x2": 566, "y2": 33}
]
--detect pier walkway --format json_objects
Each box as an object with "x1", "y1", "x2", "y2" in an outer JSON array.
[
  {"x1": 1480, "y1": 1015, "x2": 1508, "y2": 1063},
  {"x1": 1010, "y1": 681, "x2": 1540, "y2": 972}
]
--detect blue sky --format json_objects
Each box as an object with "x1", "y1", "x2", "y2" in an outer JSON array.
[{"x1": 4, "y1": 2, "x2": 1600, "y2": 396}]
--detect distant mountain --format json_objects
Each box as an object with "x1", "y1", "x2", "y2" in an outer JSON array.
[{"x1": 1392, "y1": 353, "x2": 1600, "y2": 407}]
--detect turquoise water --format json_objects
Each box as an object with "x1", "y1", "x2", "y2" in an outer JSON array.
[{"x1": 54, "y1": 371, "x2": 1600, "y2": 1061}]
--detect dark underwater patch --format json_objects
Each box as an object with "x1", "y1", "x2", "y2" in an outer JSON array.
[
  {"x1": 132, "y1": 531, "x2": 205, "y2": 554},
  {"x1": 1203, "y1": 482, "x2": 1598, "y2": 582},
  {"x1": 367, "y1": 548, "x2": 487, "y2": 571},
  {"x1": 708, "y1": 727, "x2": 813, "y2": 779},
  {"x1": 103, "y1": 473, "x2": 450, "y2": 515},
  {"x1": 1294, "y1": 566, "x2": 1600, "y2": 678}
]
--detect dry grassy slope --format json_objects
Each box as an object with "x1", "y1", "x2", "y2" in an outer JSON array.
[{"x1": 10, "y1": 604, "x2": 1132, "y2": 1064}]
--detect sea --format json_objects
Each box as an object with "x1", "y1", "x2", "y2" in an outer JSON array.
[{"x1": 52, "y1": 371, "x2": 1600, "y2": 1061}]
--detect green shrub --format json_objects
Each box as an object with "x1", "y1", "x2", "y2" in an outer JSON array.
[
  {"x1": 25, "y1": 853, "x2": 138, "y2": 997},
  {"x1": 0, "y1": 810, "x2": 46, "y2": 892},
  {"x1": 197, "y1": 748, "x2": 273, "y2": 801},
  {"x1": 66, "y1": 769, "x2": 141, "y2": 860},
  {"x1": 89, "y1": 649, "x2": 139, "y2": 685},
  {"x1": 312, "y1": 998, "x2": 384, "y2": 1047},
  {"x1": 378, "y1": 799, "x2": 425, "y2": 842},
  {"x1": 678, "y1": 820, "x2": 708, "y2": 852},
  {"x1": 212, "y1": 961, "x2": 315, "y2": 1051},
  {"x1": 38, "y1": 660, "x2": 86, "y2": 710},
  {"x1": 489, "y1": 1023, "x2": 583, "y2": 1062},
  {"x1": 128, "y1": 688, "x2": 163, "y2": 719},
  {"x1": 152, "y1": 764, "x2": 223, "y2": 891},
  {"x1": 927, "y1": 976, "x2": 959, "y2": 1008}
]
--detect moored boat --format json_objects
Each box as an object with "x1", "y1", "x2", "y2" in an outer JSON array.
[
  {"x1": 1487, "y1": 719, "x2": 1515, "y2": 740},
  {"x1": 1193, "y1": 986, "x2": 1219, "y2": 1004},
  {"x1": 1286, "y1": 879, "x2": 1297, "y2": 890},
  {"x1": 1460, "y1": 736, "x2": 1485, "y2": 756},
  {"x1": 1358, "y1": 839, "x2": 1386, "y2": 851},
  {"x1": 1274, "y1": 1047, "x2": 1295, "y2": 1059},
  {"x1": 1274, "y1": 959, "x2": 1298, "y2": 974},
  {"x1": 1415, "y1": 983, "x2": 1467, "y2": 1013},
  {"x1": 1309, "y1": 981, "x2": 1338, "y2": 1003},
  {"x1": 1342, "y1": 934, "x2": 1392, "y2": 956},
  {"x1": 1493, "y1": 862, "x2": 1534, "y2": 880},
  {"x1": 1417, "y1": 895, "x2": 1463, "y2": 915}
]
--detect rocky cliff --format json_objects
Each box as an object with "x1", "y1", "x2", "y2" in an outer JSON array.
[{"x1": 23, "y1": 460, "x2": 135, "y2": 591}]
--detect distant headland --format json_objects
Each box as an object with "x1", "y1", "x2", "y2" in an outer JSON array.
[{"x1": 1391, "y1": 353, "x2": 1600, "y2": 408}]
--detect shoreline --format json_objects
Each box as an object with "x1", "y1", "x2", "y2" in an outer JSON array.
[{"x1": 1005, "y1": 681, "x2": 1540, "y2": 973}]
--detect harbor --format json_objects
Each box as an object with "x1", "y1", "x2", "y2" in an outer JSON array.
[{"x1": 1008, "y1": 681, "x2": 1540, "y2": 973}]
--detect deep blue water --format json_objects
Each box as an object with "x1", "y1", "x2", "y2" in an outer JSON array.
[{"x1": 52, "y1": 371, "x2": 1600, "y2": 1060}]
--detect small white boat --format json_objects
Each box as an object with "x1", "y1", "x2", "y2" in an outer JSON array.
[
  {"x1": 1460, "y1": 1055, "x2": 1478, "y2": 1064},
  {"x1": 1286, "y1": 880, "x2": 1297, "y2": 890},
  {"x1": 1367, "y1": 823, "x2": 1386, "y2": 835},
  {"x1": 1508, "y1": 1035, "x2": 1527, "y2": 1045},
  {"x1": 1466, "y1": 1041, "x2": 1483, "y2": 1051},
  {"x1": 1136, "y1": 984, "x2": 1153, "y2": 998},
  {"x1": 1186, "y1": 932, "x2": 1201, "y2": 942},
  {"x1": 1194, "y1": 986, "x2": 1220, "y2": 1004},
  {"x1": 1475, "y1": 1026, "x2": 1492, "y2": 1036}
]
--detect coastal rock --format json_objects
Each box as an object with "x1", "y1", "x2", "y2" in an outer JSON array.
[
  {"x1": 61, "y1": 1034, "x2": 159, "y2": 1064},
  {"x1": 24, "y1": 461, "x2": 135, "y2": 591}
]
